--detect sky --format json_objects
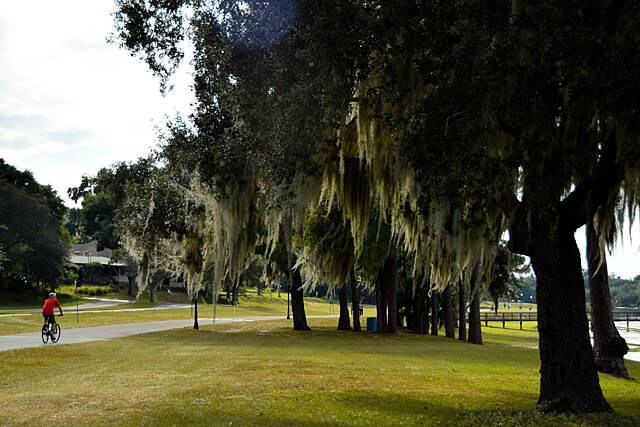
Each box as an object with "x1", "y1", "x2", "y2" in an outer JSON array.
[
  {"x1": 0, "y1": 2, "x2": 638, "y2": 280},
  {"x1": 0, "y1": 1, "x2": 193, "y2": 205}
]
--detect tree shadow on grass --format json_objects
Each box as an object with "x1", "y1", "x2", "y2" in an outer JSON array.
[
  {"x1": 129, "y1": 322, "x2": 540, "y2": 370},
  {"x1": 114, "y1": 388, "x2": 638, "y2": 426}
]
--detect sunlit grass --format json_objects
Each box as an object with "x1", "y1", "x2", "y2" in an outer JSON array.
[
  {"x1": 0, "y1": 297, "x2": 376, "y2": 336},
  {"x1": 0, "y1": 318, "x2": 638, "y2": 426},
  {"x1": 480, "y1": 301, "x2": 538, "y2": 313}
]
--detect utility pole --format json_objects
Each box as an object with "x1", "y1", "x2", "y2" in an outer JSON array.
[
  {"x1": 194, "y1": 294, "x2": 199, "y2": 330},
  {"x1": 74, "y1": 280, "x2": 79, "y2": 323}
]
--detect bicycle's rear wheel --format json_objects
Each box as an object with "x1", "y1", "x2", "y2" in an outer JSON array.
[
  {"x1": 51, "y1": 323, "x2": 61, "y2": 343},
  {"x1": 41, "y1": 325, "x2": 49, "y2": 344}
]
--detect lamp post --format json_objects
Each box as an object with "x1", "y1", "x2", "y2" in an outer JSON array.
[
  {"x1": 287, "y1": 282, "x2": 290, "y2": 320},
  {"x1": 74, "y1": 280, "x2": 79, "y2": 323},
  {"x1": 520, "y1": 292, "x2": 523, "y2": 310},
  {"x1": 193, "y1": 294, "x2": 199, "y2": 330}
]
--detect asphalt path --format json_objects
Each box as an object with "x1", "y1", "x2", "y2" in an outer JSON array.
[
  {"x1": 0, "y1": 315, "x2": 339, "y2": 353},
  {"x1": 1, "y1": 313, "x2": 638, "y2": 362},
  {"x1": 0, "y1": 297, "x2": 133, "y2": 313}
]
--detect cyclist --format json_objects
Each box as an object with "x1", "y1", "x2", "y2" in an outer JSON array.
[{"x1": 42, "y1": 292, "x2": 63, "y2": 335}]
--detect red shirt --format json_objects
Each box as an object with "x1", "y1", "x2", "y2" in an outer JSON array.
[{"x1": 42, "y1": 298, "x2": 61, "y2": 315}]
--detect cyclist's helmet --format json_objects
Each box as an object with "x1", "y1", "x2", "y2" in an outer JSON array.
[{"x1": 49, "y1": 292, "x2": 56, "y2": 299}]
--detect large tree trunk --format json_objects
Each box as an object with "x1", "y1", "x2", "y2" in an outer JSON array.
[
  {"x1": 443, "y1": 285, "x2": 455, "y2": 339},
  {"x1": 430, "y1": 288, "x2": 439, "y2": 336},
  {"x1": 424, "y1": 291, "x2": 431, "y2": 335},
  {"x1": 337, "y1": 284, "x2": 351, "y2": 331},
  {"x1": 149, "y1": 282, "x2": 155, "y2": 303},
  {"x1": 350, "y1": 268, "x2": 361, "y2": 332},
  {"x1": 291, "y1": 268, "x2": 311, "y2": 331},
  {"x1": 375, "y1": 266, "x2": 388, "y2": 334},
  {"x1": 468, "y1": 264, "x2": 482, "y2": 345},
  {"x1": 385, "y1": 253, "x2": 399, "y2": 334},
  {"x1": 458, "y1": 278, "x2": 467, "y2": 341},
  {"x1": 528, "y1": 231, "x2": 611, "y2": 412},
  {"x1": 417, "y1": 282, "x2": 427, "y2": 335},
  {"x1": 127, "y1": 275, "x2": 137, "y2": 297},
  {"x1": 587, "y1": 221, "x2": 632, "y2": 379},
  {"x1": 232, "y1": 284, "x2": 239, "y2": 306}
]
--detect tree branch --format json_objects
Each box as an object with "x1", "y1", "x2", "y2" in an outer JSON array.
[{"x1": 560, "y1": 131, "x2": 624, "y2": 232}]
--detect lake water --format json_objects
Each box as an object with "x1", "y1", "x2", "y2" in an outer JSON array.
[{"x1": 615, "y1": 321, "x2": 640, "y2": 362}]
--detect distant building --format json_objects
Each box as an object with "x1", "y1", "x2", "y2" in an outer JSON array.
[
  {"x1": 69, "y1": 241, "x2": 127, "y2": 286},
  {"x1": 70, "y1": 241, "x2": 124, "y2": 267}
]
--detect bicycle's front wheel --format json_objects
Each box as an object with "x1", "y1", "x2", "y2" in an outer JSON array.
[
  {"x1": 41, "y1": 325, "x2": 49, "y2": 344},
  {"x1": 51, "y1": 323, "x2": 61, "y2": 343}
]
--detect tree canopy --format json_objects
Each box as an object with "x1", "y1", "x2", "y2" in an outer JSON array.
[
  {"x1": 0, "y1": 159, "x2": 69, "y2": 294},
  {"x1": 112, "y1": 0, "x2": 640, "y2": 412}
]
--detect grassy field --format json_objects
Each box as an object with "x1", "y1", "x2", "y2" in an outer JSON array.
[
  {"x1": 0, "y1": 317, "x2": 638, "y2": 426},
  {"x1": 0, "y1": 297, "x2": 376, "y2": 336},
  {"x1": 0, "y1": 290, "x2": 90, "y2": 309},
  {"x1": 480, "y1": 301, "x2": 538, "y2": 313}
]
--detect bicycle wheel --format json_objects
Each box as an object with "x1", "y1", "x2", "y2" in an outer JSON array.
[
  {"x1": 41, "y1": 325, "x2": 49, "y2": 344},
  {"x1": 51, "y1": 323, "x2": 61, "y2": 343}
]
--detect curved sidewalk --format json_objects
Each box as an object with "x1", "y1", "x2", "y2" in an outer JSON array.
[
  {"x1": 0, "y1": 315, "x2": 338, "y2": 352},
  {"x1": 0, "y1": 297, "x2": 133, "y2": 313}
]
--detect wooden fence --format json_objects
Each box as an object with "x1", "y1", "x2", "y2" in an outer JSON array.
[{"x1": 481, "y1": 311, "x2": 640, "y2": 330}]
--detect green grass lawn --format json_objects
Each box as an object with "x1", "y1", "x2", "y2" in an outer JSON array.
[
  {"x1": 0, "y1": 297, "x2": 377, "y2": 336},
  {"x1": 481, "y1": 301, "x2": 538, "y2": 313},
  {"x1": 0, "y1": 290, "x2": 91, "y2": 310},
  {"x1": 0, "y1": 318, "x2": 638, "y2": 426}
]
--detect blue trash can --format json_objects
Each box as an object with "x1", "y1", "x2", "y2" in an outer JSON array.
[{"x1": 366, "y1": 317, "x2": 377, "y2": 332}]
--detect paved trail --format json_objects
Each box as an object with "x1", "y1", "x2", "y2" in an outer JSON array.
[
  {"x1": 0, "y1": 315, "x2": 339, "y2": 352},
  {"x1": 0, "y1": 298, "x2": 190, "y2": 317},
  {"x1": 0, "y1": 297, "x2": 133, "y2": 313},
  {"x1": 2, "y1": 314, "x2": 638, "y2": 362}
]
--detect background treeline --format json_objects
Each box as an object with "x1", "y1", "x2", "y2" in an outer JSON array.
[{"x1": 0, "y1": 159, "x2": 70, "y2": 295}]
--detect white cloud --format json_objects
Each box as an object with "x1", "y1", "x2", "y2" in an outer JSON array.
[{"x1": 0, "y1": 0, "x2": 194, "y2": 204}]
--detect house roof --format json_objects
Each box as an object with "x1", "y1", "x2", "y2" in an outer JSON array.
[{"x1": 69, "y1": 241, "x2": 125, "y2": 267}]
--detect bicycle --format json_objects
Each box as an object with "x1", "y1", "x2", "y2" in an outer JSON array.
[{"x1": 41, "y1": 314, "x2": 62, "y2": 344}]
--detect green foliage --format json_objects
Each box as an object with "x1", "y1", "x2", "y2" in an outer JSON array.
[
  {"x1": 61, "y1": 266, "x2": 79, "y2": 285},
  {"x1": 74, "y1": 285, "x2": 112, "y2": 296},
  {"x1": 487, "y1": 243, "x2": 528, "y2": 313},
  {"x1": 110, "y1": 1, "x2": 640, "y2": 410},
  {"x1": 301, "y1": 204, "x2": 355, "y2": 287},
  {"x1": 67, "y1": 159, "x2": 155, "y2": 250},
  {"x1": 586, "y1": 273, "x2": 640, "y2": 309},
  {"x1": 63, "y1": 207, "x2": 84, "y2": 241},
  {"x1": 356, "y1": 219, "x2": 392, "y2": 284},
  {"x1": 0, "y1": 241, "x2": 7, "y2": 272},
  {"x1": 0, "y1": 159, "x2": 69, "y2": 293},
  {"x1": 609, "y1": 275, "x2": 640, "y2": 308}
]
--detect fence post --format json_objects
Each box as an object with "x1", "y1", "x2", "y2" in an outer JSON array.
[
  {"x1": 627, "y1": 312, "x2": 630, "y2": 331},
  {"x1": 502, "y1": 312, "x2": 505, "y2": 329},
  {"x1": 520, "y1": 312, "x2": 522, "y2": 330},
  {"x1": 485, "y1": 312, "x2": 488, "y2": 327}
]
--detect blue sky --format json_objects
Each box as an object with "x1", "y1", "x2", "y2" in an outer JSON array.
[{"x1": 0, "y1": 2, "x2": 638, "y2": 280}]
